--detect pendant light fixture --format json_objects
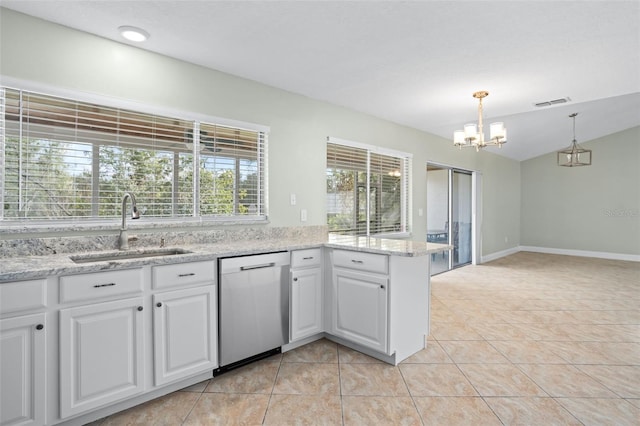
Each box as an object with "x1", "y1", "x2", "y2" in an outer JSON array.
[
  {"x1": 557, "y1": 113, "x2": 592, "y2": 167},
  {"x1": 453, "y1": 91, "x2": 507, "y2": 151}
]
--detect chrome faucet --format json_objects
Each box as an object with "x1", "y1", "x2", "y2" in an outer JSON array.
[{"x1": 118, "y1": 192, "x2": 140, "y2": 250}]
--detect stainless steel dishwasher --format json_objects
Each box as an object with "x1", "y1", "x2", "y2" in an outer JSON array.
[{"x1": 216, "y1": 251, "x2": 289, "y2": 374}]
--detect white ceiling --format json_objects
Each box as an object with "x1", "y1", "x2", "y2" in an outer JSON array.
[{"x1": 3, "y1": 0, "x2": 639, "y2": 161}]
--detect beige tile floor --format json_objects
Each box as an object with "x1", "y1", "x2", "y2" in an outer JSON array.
[{"x1": 93, "y1": 252, "x2": 639, "y2": 425}]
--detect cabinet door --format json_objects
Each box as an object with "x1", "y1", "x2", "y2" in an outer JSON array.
[
  {"x1": 59, "y1": 297, "x2": 145, "y2": 419},
  {"x1": 290, "y1": 267, "x2": 323, "y2": 341},
  {"x1": 1, "y1": 314, "x2": 46, "y2": 426},
  {"x1": 153, "y1": 286, "x2": 217, "y2": 386},
  {"x1": 331, "y1": 268, "x2": 388, "y2": 353}
]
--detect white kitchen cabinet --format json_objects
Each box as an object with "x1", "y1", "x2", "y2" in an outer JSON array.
[
  {"x1": 0, "y1": 313, "x2": 46, "y2": 426},
  {"x1": 331, "y1": 267, "x2": 388, "y2": 353},
  {"x1": 151, "y1": 260, "x2": 217, "y2": 386},
  {"x1": 59, "y1": 268, "x2": 142, "y2": 304},
  {"x1": 152, "y1": 285, "x2": 217, "y2": 386},
  {"x1": 0, "y1": 239, "x2": 432, "y2": 425},
  {"x1": 151, "y1": 260, "x2": 215, "y2": 290},
  {"x1": 59, "y1": 297, "x2": 145, "y2": 419},
  {"x1": 328, "y1": 249, "x2": 430, "y2": 364},
  {"x1": 290, "y1": 267, "x2": 323, "y2": 341},
  {"x1": 289, "y1": 249, "x2": 323, "y2": 342},
  {"x1": 0, "y1": 279, "x2": 47, "y2": 316}
]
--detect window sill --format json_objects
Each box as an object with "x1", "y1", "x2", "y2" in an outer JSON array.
[
  {"x1": 372, "y1": 231, "x2": 412, "y2": 239},
  {"x1": 0, "y1": 216, "x2": 270, "y2": 236}
]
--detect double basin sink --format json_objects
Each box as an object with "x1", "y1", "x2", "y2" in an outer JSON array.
[{"x1": 70, "y1": 248, "x2": 192, "y2": 264}]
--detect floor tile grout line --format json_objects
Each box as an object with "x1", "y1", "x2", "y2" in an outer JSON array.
[
  {"x1": 261, "y1": 354, "x2": 285, "y2": 425},
  {"x1": 337, "y1": 350, "x2": 346, "y2": 426},
  {"x1": 397, "y1": 361, "x2": 427, "y2": 425},
  {"x1": 572, "y1": 364, "x2": 637, "y2": 400},
  {"x1": 180, "y1": 388, "x2": 207, "y2": 426},
  {"x1": 551, "y1": 397, "x2": 590, "y2": 426}
]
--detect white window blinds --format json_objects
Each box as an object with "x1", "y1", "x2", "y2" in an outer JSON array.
[
  {"x1": 1, "y1": 87, "x2": 267, "y2": 221},
  {"x1": 198, "y1": 122, "x2": 266, "y2": 217},
  {"x1": 326, "y1": 138, "x2": 411, "y2": 236}
]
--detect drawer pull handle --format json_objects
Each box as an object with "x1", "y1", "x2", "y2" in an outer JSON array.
[
  {"x1": 351, "y1": 260, "x2": 364, "y2": 264},
  {"x1": 303, "y1": 256, "x2": 314, "y2": 260},
  {"x1": 178, "y1": 273, "x2": 196, "y2": 277},
  {"x1": 36, "y1": 324, "x2": 44, "y2": 330},
  {"x1": 93, "y1": 283, "x2": 116, "y2": 288}
]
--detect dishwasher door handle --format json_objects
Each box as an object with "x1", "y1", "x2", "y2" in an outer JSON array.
[{"x1": 240, "y1": 262, "x2": 276, "y2": 271}]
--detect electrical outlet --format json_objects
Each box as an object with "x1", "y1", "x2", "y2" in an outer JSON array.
[
  {"x1": 300, "y1": 209, "x2": 307, "y2": 222},
  {"x1": 290, "y1": 193, "x2": 296, "y2": 206}
]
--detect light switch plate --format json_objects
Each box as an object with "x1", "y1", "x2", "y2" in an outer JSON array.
[
  {"x1": 290, "y1": 193, "x2": 296, "y2": 205},
  {"x1": 300, "y1": 209, "x2": 307, "y2": 222}
]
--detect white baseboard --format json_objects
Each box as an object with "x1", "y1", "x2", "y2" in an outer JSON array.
[
  {"x1": 480, "y1": 247, "x2": 520, "y2": 263},
  {"x1": 481, "y1": 246, "x2": 640, "y2": 263},
  {"x1": 518, "y1": 246, "x2": 640, "y2": 262}
]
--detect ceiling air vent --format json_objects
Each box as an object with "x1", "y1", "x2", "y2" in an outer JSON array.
[{"x1": 533, "y1": 97, "x2": 571, "y2": 107}]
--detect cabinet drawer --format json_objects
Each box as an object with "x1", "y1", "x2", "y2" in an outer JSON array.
[
  {"x1": 152, "y1": 260, "x2": 215, "y2": 290},
  {"x1": 291, "y1": 248, "x2": 322, "y2": 268},
  {"x1": 0, "y1": 279, "x2": 47, "y2": 315},
  {"x1": 332, "y1": 250, "x2": 388, "y2": 275},
  {"x1": 59, "y1": 269, "x2": 143, "y2": 304}
]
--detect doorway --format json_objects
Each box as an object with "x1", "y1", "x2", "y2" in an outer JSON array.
[{"x1": 426, "y1": 164, "x2": 474, "y2": 275}]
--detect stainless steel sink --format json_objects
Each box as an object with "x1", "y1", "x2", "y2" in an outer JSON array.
[{"x1": 70, "y1": 248, "x2": 192, "y2": 263}]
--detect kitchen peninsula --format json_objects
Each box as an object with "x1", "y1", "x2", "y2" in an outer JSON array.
[{"x1": 0, "y1": 226, "x2": 449, "y2": 426}]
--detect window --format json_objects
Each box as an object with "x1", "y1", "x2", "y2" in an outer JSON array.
[
  {"x1": 326, "y1": 137, "x2": 411, "y2": 236},
  {"x1": 0, "y1": 87, "x2": 267, "y2": 221}
]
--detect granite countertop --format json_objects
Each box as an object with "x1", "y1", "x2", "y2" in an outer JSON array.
[{"x1": 0, "y1": 235, "x2": 451, "y2": 282}]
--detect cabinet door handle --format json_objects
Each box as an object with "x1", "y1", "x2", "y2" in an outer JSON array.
[
  {"x1": 93, "y1": 282, "x2": 116, "y2": 288},
  {"x1": 303, "y1": 256, "x2": 314, "y2": 260},
  {"x1": 36, "y1": 324, "x2": 44, "y2": 330},
  {"x1": 156, "y1": 302, "x2": 163, "y2": 307},
  {"x1": 293, "y1": 277, "x2": 298, "y2": 282},
  {"x1": 137, "y1": 306, "x2": 143, "y2": 311},
  {"x1": 178, "y1": 273, "x2": 195, "y2": 277},
  {"x1": 351, "y1": 260, "x2": 364, "y2": 264},
  {"x1": 380, "y1": 285, "x2": 385, "y2": 289}
]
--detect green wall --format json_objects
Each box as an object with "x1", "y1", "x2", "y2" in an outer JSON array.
[
  {"x1": 521, "y1": 126, "x2": 640, "y2": 256},
  {"x1": 1, "y1": 8, "x2": 523, "y2": 258}
]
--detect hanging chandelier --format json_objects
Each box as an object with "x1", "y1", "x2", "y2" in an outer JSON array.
[
  {"x1": 453, "y1": 91, "x2": 507, "y2": 151},
  {"x1": 557, "y1": 113, "x2": 591, "y2": 167}
]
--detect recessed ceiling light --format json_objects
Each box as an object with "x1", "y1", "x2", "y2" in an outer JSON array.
[{"x1": 118, "y1": 26, "x2": 149, "y2": 42}]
